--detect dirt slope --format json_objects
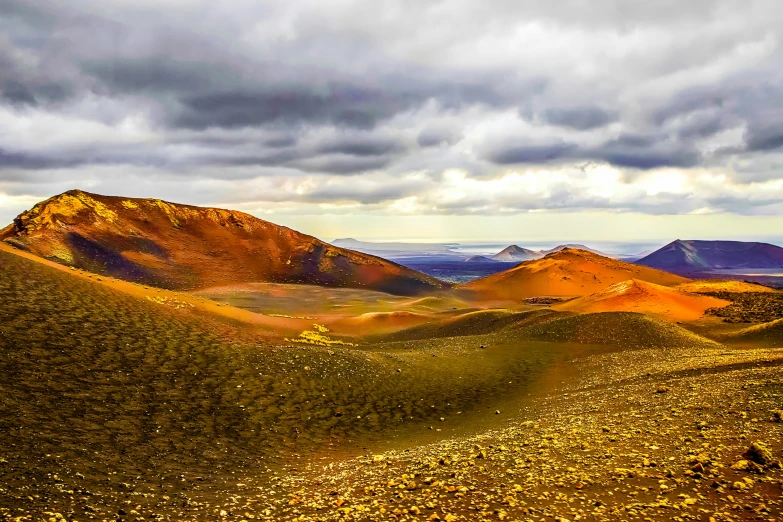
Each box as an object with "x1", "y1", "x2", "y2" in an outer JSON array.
[
  {"x1": 0, "y1": 190, "x2": 449, "y2": 294},
  {"x1": 462, "y1": 248, "x2": 687, "y2": 301},
  {"x1": 723, "y1": 318, "x2": 783, "y2": 346},
  {"x1": 517, "y1": 312, "x2": 720, "y2": 348},
  {"x1": 557, "y1": 279, "x2": 729, "y2": 322},
  {"x1": 380, "y1": 308, "x2": 565, "y2": 342}
]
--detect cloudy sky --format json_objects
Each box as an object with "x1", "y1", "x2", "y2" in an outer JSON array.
[{"x1": 2, "y1": 0, "x2": 783, "y2": 243}]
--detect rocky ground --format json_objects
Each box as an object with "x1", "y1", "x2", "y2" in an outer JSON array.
[
  {"x1": 703, "y1": 292, "x2": 783, "y2": 324},
  {"x1": 3, "y1": 343, "x2": 781, "y2": 522},
  {"x1": 260, "y1": 345, "x2": 783, "y2": 522}
]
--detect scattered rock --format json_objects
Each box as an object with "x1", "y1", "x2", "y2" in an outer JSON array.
[{"x1": 743, "y1": 441, "x2": 774, "y2": 466}]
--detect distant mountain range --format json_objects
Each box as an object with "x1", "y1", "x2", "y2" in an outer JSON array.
[
  {"x1": 332, "y1": 239, "x2": 655, "y2": 266},
  {"x1": 487, "y1": 243, "x2": 650, "y2": 263},
  {"x1": 0, "y1": 191, "x2": 450, "y2": 295},
  {"x1": 331, "y1": 238, "x2": 457, "y2": 256},
  {"x1": 637, "y1": 240, "x2": 783, "y2": 272}
]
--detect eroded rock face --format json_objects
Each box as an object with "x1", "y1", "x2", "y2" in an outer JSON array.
[{"x1": 0, "y1": 190, "x2": 450, "y2": 294}]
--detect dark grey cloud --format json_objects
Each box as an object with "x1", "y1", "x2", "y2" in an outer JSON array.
[
  {"x1": 485, "y1": 141, "x2": 578, "y2": 165},
  {"x1": 483, "y1": 133, "x2": 701, "y2": 169},
  {"x1": 675, "y1": 111, "x2": 729, "y2": 139},
  {"x1": 289, "y1": 155, "x2": 394, "y2": 175},
  {"x1": 0, "y1": 149, "x2": 81, "y2": 169},
  {"x1": 652, "y1": 89, "x2": 728, "y2": 126},
  {"x1": 594, "y1": 134, "x2": 702, "y2": 169},
  {"x1": 541, "y1": 106, "x2": 617, "y2": 130},
  {"x1": 300, "y1": 180, "x2": 427, "y2": 205},
  {"x1": 0, "y1": 0, "x2": 782, "y2": 218},
  {"x1": 0, "y1": 39, "x2": 73, "y2": 107},
  {"x1": 315, "y1": 135, "x2": 405, "y2": 157},
  {"x1": 745, "y1": 122, "x2": 783, "y2": 152},
  {"x1": 1, "y1": 80, "x2": 38, "y2": 106},
  {"x1": 417, "y1": 126, "x2": 462, "y2": 147}
]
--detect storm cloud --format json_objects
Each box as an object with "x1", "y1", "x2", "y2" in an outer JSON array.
[{"x1": 1, "y1": 0, "x2": 783, "y2": 225}]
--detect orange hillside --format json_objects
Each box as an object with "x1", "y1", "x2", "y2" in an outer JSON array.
[
  {"x1": 0, "y1": 190, "x2": 449, "y2": 295},
  {"x1": 461, "y1": 248, "x2": 688, "y2": 301},
  {"x1": 556, "y1": 279, "x2": 730, "y2": 322}
]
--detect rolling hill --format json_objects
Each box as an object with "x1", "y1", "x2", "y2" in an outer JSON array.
[
  {"x1": 723, "y1": 318, "x2": 783, "y2": 346},
  {"x1": 379, "y1": 308, "x2": 565, "y2": 342},
  {"x1": 556, "y1": 279, "x2": 729, "y2": 322},
  {"x1": 462, "y1": 248, "x2": 688, "y2": 300},
  {"x1": 516, "y1": 312, "x2": 720, "y2": 348},
  {"x1": 637, "y1": 240, "x2": 783, "y2": 272},
  {"x1": 0, "y1": 190, "x2": 450, "y2": 294}
]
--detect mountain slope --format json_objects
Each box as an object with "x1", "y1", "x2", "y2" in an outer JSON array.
[
  {"x1": 637, "y1": 240, "x2": 783, "y2": 271},
  {"x1": 556, "y1": 279, "x2": 729, "y2": 322},
  {"x1": 0, "y1": 190, "x2": 450, "y2": 294},
  {"x1": 491, "y1": 245, "x2": 541, "y2": 262},
  {"x1": 462, "y1": 248, "x2": 688, "y2": 300}
]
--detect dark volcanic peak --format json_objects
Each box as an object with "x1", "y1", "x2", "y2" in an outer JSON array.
[
  {"x1": 0, "y1": 190, "x2": 450, "y2": 294},
  {"x1": 464, "y1": 255, "x2": 500, "y2": 263},
  {"x1": 637, "y1": 239, "x2": 783, "y2": 271}
]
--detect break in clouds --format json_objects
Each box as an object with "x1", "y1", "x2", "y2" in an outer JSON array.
[{"x1": 1, "y1": 0, "x2": 783, "y2": 218}]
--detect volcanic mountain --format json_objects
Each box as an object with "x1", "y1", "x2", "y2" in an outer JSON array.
[
  {"x1": 637, "y1": 239, "x2": 783, "y2": 272},
  {"x1": 556, "y1": 279, "x2": 729, "y2": 322},
  {"x1": 462, "y1": 248, "x2": 688, "y2": 300},
  {"x1": 464, "y1": 255, "x2": 500, "y2": 263},
  {"x1": 0, "y1": 190, "x2": 450, "y2": 294},
  {"x1": 491, "y1": 245, "x2": 540, "y2": 262}
]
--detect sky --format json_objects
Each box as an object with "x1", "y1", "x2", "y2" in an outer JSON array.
[{"x1": 1, "y1": 0, "x2": 783, "y2": 243}]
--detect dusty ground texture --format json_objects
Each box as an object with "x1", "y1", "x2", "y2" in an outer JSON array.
[
  {"x1": 2, "y1": 343, "x2": 781, "y2": 521},
  {"x1": 1, "y1": 249, "x2": 783, "y2": 522},
  {"x1": 235, "y1": 345, "x2": 783, "y2": 522}
]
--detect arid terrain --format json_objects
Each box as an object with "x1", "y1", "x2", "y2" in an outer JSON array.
[
  {"x1": 1, "y1": 196, "x2": 782, "y2": 522},
  {"x1": 0, "y1": 191, "x2": 448, "y2": 295}
]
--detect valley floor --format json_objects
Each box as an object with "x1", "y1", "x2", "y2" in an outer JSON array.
[{"x1": 2, "y1": 341, "x2": 782, "y2": 522}]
